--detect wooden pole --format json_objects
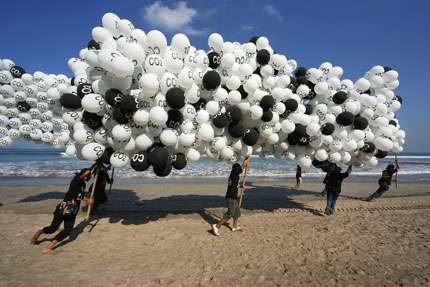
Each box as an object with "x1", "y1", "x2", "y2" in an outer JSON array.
[
  {"x1": 238, "y1": 158, "x2": 250, "y2": 208},
  {"x1": 108, "y1": 167, "x2": 115, "y2": 195},
  {"x1": 86, "y1": 161, "x2": 101, "y2": 221},
  {"x1": 395, "y1": 153, "x2": 399, "y2": 189}
]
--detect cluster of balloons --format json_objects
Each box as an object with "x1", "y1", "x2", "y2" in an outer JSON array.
[{"x1": 0, "y1": 12, "x2": 405, "y2": 176}]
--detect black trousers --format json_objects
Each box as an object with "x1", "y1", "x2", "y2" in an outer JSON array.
[{"x1": 42, "y1": 214, "x2": 76, "y2": 242}]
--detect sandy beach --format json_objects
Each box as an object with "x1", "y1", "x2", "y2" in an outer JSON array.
[{"x1": 0, "y1": 180, "x2": 429, "y2": 286}]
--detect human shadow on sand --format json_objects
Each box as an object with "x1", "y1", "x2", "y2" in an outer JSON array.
[
  {"x1": 18, "y1": 191, "x2": 65, "y2": 202},
  {"x1": 84, "y1": 182, "x2": 323, "y2": 228}
]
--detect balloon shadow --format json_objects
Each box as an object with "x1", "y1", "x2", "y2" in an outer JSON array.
[{"x1": 83, "y1": 184, "x2": 323, "y2": 228}]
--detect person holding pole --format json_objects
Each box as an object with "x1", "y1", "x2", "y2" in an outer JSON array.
[
  {"x1": 211, "y1": 157, "x2": 249, "y2": 236},
  {"x1": 90, "y1": 164, "x2": 113, "y2": 215},
  {"x1": 325, "y1": 165, "x2": 352, "y2": 215},
  {"x1": 30, "y1": 168, "x2": 93, "y2": 254},
  {"x1": 367, "y1": 159, "x2": 400, "y2": 202}
]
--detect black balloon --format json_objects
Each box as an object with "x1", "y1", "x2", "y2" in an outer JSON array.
[
  {"x1": 167, "y1": 110, "x2": 184, "y2": 129},
  {"x1": 60, "y1": 93, "x2": 82, "y2": 110},
  {"x1": 288, "y1": 76, "x2": 298, "y2": 90},
  {"x1": 10, "y1": 66, "x2": 26, "y2": 78},
  {"x1": 87, "y1": 39, "x2": 100, "y2": 50},
  {"x1": 82, "y1": 111, "x2": 103, "y2": 129},
  {"x1": 153, "y1": 160, "x2": 172, "y2": 177},
  {"x1": 237, "y1": 85, "x2": 248, "y2": 99},
  {"x1": 383, "y1": 66, "x2": 392, "y2": 72},
  {"x1": 243, "y1": 128, "x2": 259, "y2": 146},
  {"x1": 256, "y1": 49, "x2": 270, "y2": 65},
  {"x1": 333, "y1": 91, "x2": 347, "y2": 104},
  {"x1": 375, "y1": 150, "x2": 388, "y2": 159},
  {"x1": 130, "y1": 151, "x2": 150, "y2": 171},
  {"x1": 172, "y1": 153, "x2": 187, "y2": 170},
  {"x1": 260, "y1": 95, "x2": 275, "y2": 111},
  {"x1": 105, "y1": 89, "x2": 123, "y2": 107},
  {"x1": 202, "y1": 70, "x2": 221, "y2": 91},
  {"x1": 312, "y1": 159, "x2": 324, "y2": 168},
  {"x1": 166, "y1": 87, "x2": 186, "y2": 110},
  {"x1": 293, "y1": 124, "x2": 306, "y2": 137},
  {"x1": 17, "y1": 101, "x2": 31, "y2": 112},
  {"x1": 321, "y1": 162, "x2": 336, "y2": 173},
  {"x1": 336, "y1": 112, "x2": 355, "y2": 126},
  {"x1": 207, "y1": 51, "x2": 221, "y2": 69},
  {"x1": 249, "y1": 36, "x2": 259, "y2": 44},
  {"x1": 148, "y1": 147, "x2": 169, "y2": 169},
  {"x1": 225, "y1": 106, "x2": 242, "y2": 123},
  {"x1": 295, "y1": 67, "x2": 307, "y2": 77},
  {"x1": 396, "y1": 95, "x2": 403, "y2": 104},
  {"x1": 321, "y1": 123, "x2": 335, "y2": 135},
  {"x1": 297, "y1": 136, "x2": 309, "y2": 146},
  {"x1": 192, "y1": 98, "x2": 207, "y2": 111},
  {"x1": 77, "y1": 83, "x2": 94, "y2": 99},
  {"x1": 284, "y1": 99, "x2": 298, "y2": 112},
  {"x1": 112, "y1": 107, "x2": 132, "y2": 124},
  {"x1": 101, "y1": 147, "x2": 114, "y2": 165},
  {"x1": 304, "y1": 104, "x2": 313, "y2": 115},
  {"x1": 228, "y1": 122, "x2": 245, "y2": 138},
  {"x1": 120, "y1": 94, "x2": 139, "y2": 113},
  {"x1": 213, "y1": 113, "x2": 229, "y2": 128},
  {"x1": 261, "y1": 110, "x2": 273, "y2": 122},
  {"x1": 353, "y1": 116, "x2": 368, "y2": 130},
  {"x1": 361, "y1": 142, "x2": 376, "y2": 153},
  {"x1": 297, "y1": 76, "x2": 307, "y2": 85},
  {"x1": 389, "y1": 120, "x2": 397, "y2": 127}
]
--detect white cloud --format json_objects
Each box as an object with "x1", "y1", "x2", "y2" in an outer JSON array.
[
  {"x1": 142, "y1": 1, "x2": 206, "y2": 36},
  {"x1": 240, "y1": 24, "x2": 254, "y2": 30},
  {"x1": 264, "y1": 4, "x2": 282, "y2": 21}
]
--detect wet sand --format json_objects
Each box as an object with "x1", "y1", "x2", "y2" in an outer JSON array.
[{"x1": 0, "y1": 180, "x2": 429, "y2": 286}]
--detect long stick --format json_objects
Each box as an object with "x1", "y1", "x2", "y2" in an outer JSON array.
[
  {"x1": 108, "y1": 167, "x2": 115, "y2": 195},
  {"x1": 86, "y1": 162, "x2": 101, "y2": 221},
  {"x1": 395, "y1": 153, "x2": 399, "y2": 189},
  {"x1": 239, "y1": 158, "x2": 250, "y2": 207}
]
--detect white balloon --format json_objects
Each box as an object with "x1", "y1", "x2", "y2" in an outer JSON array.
[
  {"x1": 208, "y1": 33, "x2": 224, "y2": 52},
  {"x1": 110, "y1": 151, "x2": 130, "y2": 168},
  {"x1": 160, "y1": 128, "x2": 179, "y2": 146},
  {"x1": 112, "y1": 124, "x2": 132, "y2": 141},
  {"x1": 297, "y1": 154, "x2": 312, "y2": 168},
  {"x1": 198, "y1": 123, "x2": 215, "y2": 142},
  {"x1": 185, "y1": 148, "x2": 200, "y2": 162},
  {"x1": 82, "y1": 93, "x2": 105, "y2": 113},
  {"x1": 146, "y1": 30, "x2": 168, "y2": 55},
  {"x1": 171, "y1": 33, "x2": 190, "y2": 57},
  {"x1": 149, "y1": 106, "x2": 168, "y2": 125},
  {"x1": 82, "y1": 143, "x2": 105, "y2": 160}
]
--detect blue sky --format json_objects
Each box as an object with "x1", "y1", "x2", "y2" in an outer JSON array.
[{"x1": 1, "y1": 0, "x2": 429, "y2": 152}]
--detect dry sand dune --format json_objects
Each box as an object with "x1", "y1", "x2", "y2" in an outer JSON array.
[{"x1": 0, "y1": 181, "x2": 429, "y2": 286}]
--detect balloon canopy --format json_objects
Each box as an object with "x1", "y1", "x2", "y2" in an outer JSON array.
[{"x1": 0, "y1": 12, "x2": 406, "y2": 177}]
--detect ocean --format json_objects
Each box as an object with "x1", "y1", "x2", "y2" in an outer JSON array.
[{"x1": 0, "y1": 148, "x2": 429, "y2": 185}]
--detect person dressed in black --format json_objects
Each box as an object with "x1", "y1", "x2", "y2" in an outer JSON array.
[
  {"x1": 31, "y1": 168, "x2": 93, "y2": 254},
  {"x1": 295, "y1": 165, "x2": 302, "y2": 189},
  {"x1": 90, "y1": 165, "x2": 113, "y2": 215},
  {"x1": 367, "y1": 162, "x2": 400, "y2": 202},
  {"x1": 321, "y1": 172, "x2": 330, "y2": 197},
  {"x1": 325, "y1": 165, "x2": 352, "y2": 215},
  {"x1": 211, "y1": 157, "x2": 249, "y2": 236}
]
